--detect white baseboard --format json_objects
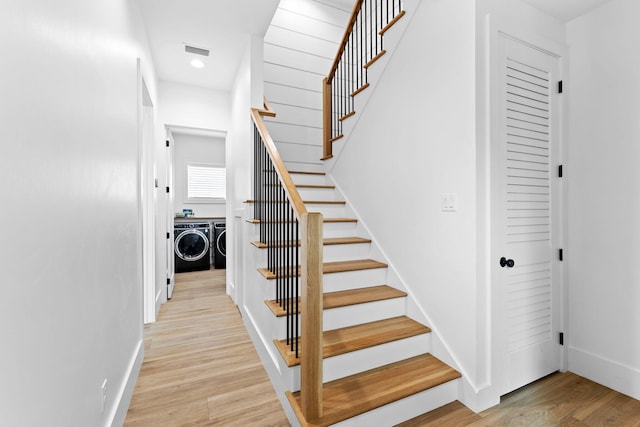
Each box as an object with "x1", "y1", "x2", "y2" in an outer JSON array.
[
  {"x1": 569, "y1": 346, "x2": 640, "y2": 400},
  {"x1": 109, "y1": 339, "x2": 144, "y2": 427},
  {"x1": 458, "y1": 379, "x2": 500, "y2": 413}
]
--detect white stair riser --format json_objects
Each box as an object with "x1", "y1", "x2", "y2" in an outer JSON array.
[
  {"x1": 245, "y1": 202, "x2": 344, "y2": 218},
  {"x1": 305, "y1": 204, "x2": 345, "y2": 217},
  {"x1": 290, "y1": 174, "x2": 328, "y2": 186},
  {"x1": 250, "y1": 243, "x2": 372, "y2": 275},
  {"x1": 246, "y1": 222, "x2": 360, "y2": 242},
  {"x1": 323, "y1": 298, "x2": 406, "y2": 331},
  {"x1": 322, "y1": 222, "x2": 358, "y2": 238},
  {"x1": 297, "y1": 187, "x2": 337, "y2": 201},
  {"x1": 271, "y1": 297, "x2": 407, "y2": 339},
  {"x1": 322, "y1": 242, "x2": 371, "y2": 262},
  {"x1": 323, "y1": 269, "x2": 388, "y2": 293},
  {"x1": 332, "y1": 379, "x2": 461, "y2": 427},
  {"x1": 249, "y1": 239, "x2": 370, "y2": 259},
  {"x1": 284, "y1": 162, "x2": 325, "y2": 174},
  {"x1": 288, "y1": 334, "x2": 432, "y2": 391},
  {"x1": 256, "y1": 270, "x2": 389, "y2": 301}
]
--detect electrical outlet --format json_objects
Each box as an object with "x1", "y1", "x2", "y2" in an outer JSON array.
[{"x1": 101, "y1": 379, "x2": 108, "y2": 413}]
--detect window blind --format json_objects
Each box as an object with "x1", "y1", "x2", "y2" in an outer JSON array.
[{"x1": 187, "y1": 164, "x2": 226, "y2": 200}]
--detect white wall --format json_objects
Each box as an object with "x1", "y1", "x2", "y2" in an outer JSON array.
[
  {"x1": 226, "y1": 35, "x2": 265, "y2": 302},
  {"x1": 329, "y1": 0, "x2": 479, "y2": 387},
  {"x1": 566, "y1": 0, "x2": 640, "y2": 400},
  {"x1": 173, "y1": 133, "x2": 227, "y2": 218},
  {"x1": 159, "y1": 81, "x2": 230, "y2": 132},
  {"x1": 263, "y1": 0, "x2": 350, "y2": 171},
  {"x1": 0, "y1": 0, "x2": 156, "y2": 425}
]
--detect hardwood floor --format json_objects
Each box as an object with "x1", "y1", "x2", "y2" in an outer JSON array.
[
  {"x1": 124, "y1": 269, "x2": 289, "y2": 426},
  {"x1": 124, "y1": 268, "x2": 640, "y2": 427},
  {"x1": 397, "y1": 371, "x2": 640, "y2": 426}
]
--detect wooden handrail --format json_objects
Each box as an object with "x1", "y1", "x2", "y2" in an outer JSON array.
[
  {"x1": 250, "y1": 107, "x2": 324, "y2": 420},
  {"x1": 327, "y1": 0, "x2": 364, "y2": 84},
  {"x1": 251, "y1": 108, "x2": 307, "y2": 218}
]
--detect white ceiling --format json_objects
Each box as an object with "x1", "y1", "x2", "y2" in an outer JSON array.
[
  {"x1": 521, "y1": 0, "x2": 613, "y2": 22},
  {"x1": 136, "y1": 0, "x2": 280, "y2": 91},
  {"x1": 137, "y1": 0, "x2": 614, "y2": 92}
]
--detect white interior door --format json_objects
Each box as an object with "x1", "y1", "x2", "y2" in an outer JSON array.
[{"x1": 492, "y1": 34, "x2": 562, "y2": 395}]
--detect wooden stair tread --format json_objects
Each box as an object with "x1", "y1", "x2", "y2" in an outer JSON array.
[
  {"x1": 286, "y1": 353, "x2": 461, "y2": 427},
  {"x1": 265, "y1": 285, "x2": 407, "y2": 317},
  {"x1": 275, "y1": 316, "x2": 430, "y2": 367},
  {"x1": 324, "y1": 217, "x2": 357, "y2": 223},
  {"x1": 252, "y1": 236, "x2": 371, "y2": 249},
  {"x1": 350, "y1": 83, "x2": 369, "y2": 97},
  {"x1": 258, "y1": 259, "x2": 387, "y2": 280},
  {"x1": 246, "y1": 217, "x2": 357, "y2": 224},
  {"x1": 379, "y1": 10, "x2": 406, "y2": 35},
  {"x1": 295, "y1": 184, "x2": 335, "y2": 189},
  {"x1": 246, "y1": 199, "x2": 345, "y2": 205},
  {"x1": 289, "y1": 170, "x2": 326, "y2": 176},
  {"x1": 364, "y1": 50, "x2": 386, "y2": 69}
]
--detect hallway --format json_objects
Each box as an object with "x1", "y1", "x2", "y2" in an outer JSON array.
[{"x1": 125, "y1": 269, "x2": 289, "y2": 426}]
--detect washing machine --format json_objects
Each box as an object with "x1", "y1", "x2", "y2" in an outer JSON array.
[
  {"x1": 174, "y1": 222, "x2": 211, "y2": 273},
  {"x1": 213, "y1": 221, "x2": 226, "y2": 269}
]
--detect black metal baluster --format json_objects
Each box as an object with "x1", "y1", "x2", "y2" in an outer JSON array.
[
  {"x1": 295, "y1": 217, "x2": 299, "y2": 358},
  {"x1": 338, "y1": 52, "x2": 347, "y2": 130},
  {"x1": 271, "y1": 158, "x2": 277, "y2": 304},
  {"x1": 289, "y1": 204, "x2": 294, "y2": 353},
  {"x1": 349, "y1": 32, "x2": 354, "y2": 114},
  {"x1": 262, "y1": 145, "x2": 266, "y2": 243},
  {"x1": 357, "y1": 7, "x2": 362, "y2": 90},
  {"x1": 285, "y1": 201, "x2": 290, "y2": 352}
]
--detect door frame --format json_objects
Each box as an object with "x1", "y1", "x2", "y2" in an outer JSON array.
[
  {"x1": 165, "y1": 129, "x2": 176, "y2": 299},
  {"x1": 137, "y1": 61, "x2": 157, "y2": 324},
  {"x1": 487, "y1": 20, "x2": 569, "y2": 396}
]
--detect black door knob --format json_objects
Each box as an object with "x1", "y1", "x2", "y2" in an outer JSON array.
[{"x1": 500, "y1": 257, "x2": 515, "y2": 268}]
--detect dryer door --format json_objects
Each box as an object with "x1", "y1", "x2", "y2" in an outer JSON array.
[{"x1": 175, "y1": 230, "x2": 209, "y2": 261}]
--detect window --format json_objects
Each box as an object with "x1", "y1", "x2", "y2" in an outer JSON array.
[{"x1": 187, "y1": 163, "x2": 226, "y2": 201}]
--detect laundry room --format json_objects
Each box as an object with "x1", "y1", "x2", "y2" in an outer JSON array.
[{"x1": 173, "y1": 130, "x2": 226, "y2": 273}]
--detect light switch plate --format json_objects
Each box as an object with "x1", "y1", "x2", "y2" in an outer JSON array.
[{"x1": 441, "y1": 193, "x2": 458, "y2": 212}]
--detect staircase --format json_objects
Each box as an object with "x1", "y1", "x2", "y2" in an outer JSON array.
[
  {"x1": 247, "y1": 168, "x2": 461, "y2": 426},
  {"x1": 244, "y1": 0, "x2": 466, "y2": 424}
]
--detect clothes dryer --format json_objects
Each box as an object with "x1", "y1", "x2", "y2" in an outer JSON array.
[
  {"x1": 213, "y1": 221, "x2": 226, "y2": 269},
  {"x1": 174, "y1": 222, "x2": 210, "y2": 273}
]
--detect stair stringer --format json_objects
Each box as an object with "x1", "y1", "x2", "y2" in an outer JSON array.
[{"x1": 327, "y1": 175, "x2": 500, "y2": 414}]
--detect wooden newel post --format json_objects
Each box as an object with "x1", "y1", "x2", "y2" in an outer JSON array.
[
  {"x1": 300, "y1": 212, "x2": 323, "y2": 420},
  {"x1": 322, "y1": 77, "x2": 332, "y2": 160}
]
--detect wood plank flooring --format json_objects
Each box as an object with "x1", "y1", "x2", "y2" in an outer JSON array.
[
  {"x1": 124, "y1": 269, "x2": 289, "y2": 427},
  {"x1": 397, "y1": 370, "x2": 640, "y2": 426}
]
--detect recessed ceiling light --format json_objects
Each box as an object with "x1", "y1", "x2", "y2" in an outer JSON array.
[{"x1": 190, "y1": 59, "x2": 205, "y2": 69}]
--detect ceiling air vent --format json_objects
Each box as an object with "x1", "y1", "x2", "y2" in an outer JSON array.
[{"x1": 185, "y1": 45, "x2": 209, "y2": 57}]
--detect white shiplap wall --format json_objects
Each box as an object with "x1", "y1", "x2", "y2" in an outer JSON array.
[{"x1": 264, "y1": 0, "x2": 350, "y2": 171}]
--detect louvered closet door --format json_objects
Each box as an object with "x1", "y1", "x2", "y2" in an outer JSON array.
[{"x1": 493, "y1": 35, "x2": 562, "y2": 395}]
